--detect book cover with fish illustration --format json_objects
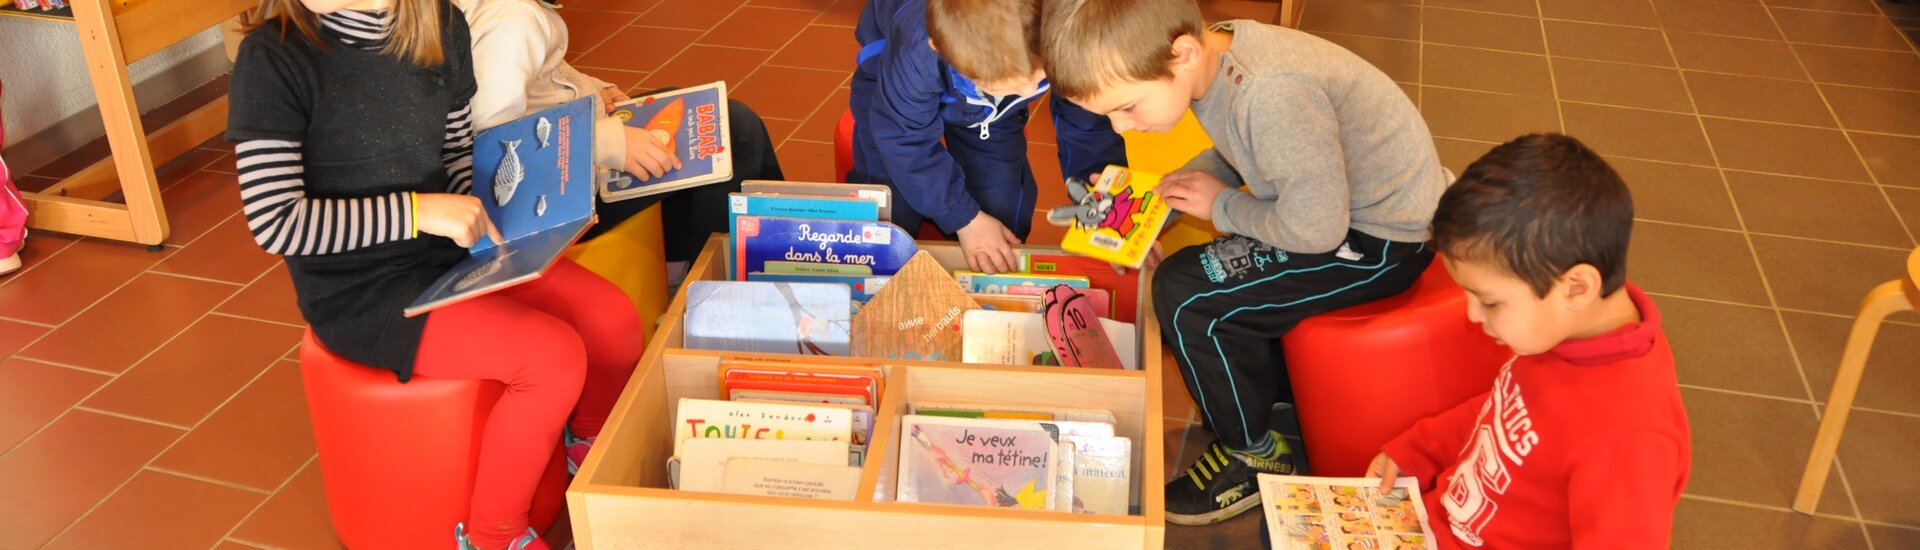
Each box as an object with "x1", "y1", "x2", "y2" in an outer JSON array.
[
  {"x1": 600, "y1": 82, "x2": 733, "y2": 202},
  {"x1": 896, "y1": 416, "x2": 1060, "y2": 510},
  {"x1": 733, "y1": 216, "x2": 917, "y2": 280},
  {"x1": 727, "y1": 193, "x2": 881, "y2": 279},
  {"x1": 406, "y1": 97, "x2": 597, "y2": 316},
  {"x1": 1050, "y1": 165, "x2": 1175, "y2": 269},
  {"x1": 683, "y1": 281, "x2": 853, "y2": 356}
]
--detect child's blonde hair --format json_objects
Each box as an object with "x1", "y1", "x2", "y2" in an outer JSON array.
[
  {"x1": 1041, "y1": 0, "x2": 1203, "y2": 100},
  {"x1": 927, "y1": 0, "x2": 1043, "y2": 83},
  {"x1": 245, "y1": 0, "x2": 447, "y2": 67}
]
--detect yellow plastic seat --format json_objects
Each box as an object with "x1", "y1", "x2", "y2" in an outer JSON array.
[{"x1": 565, "y1": 203, "x2": 669, "y2": 340}]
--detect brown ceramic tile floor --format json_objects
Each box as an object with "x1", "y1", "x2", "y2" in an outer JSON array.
[{"x1": 2, "y1": 0, "x2": 1917, "y2": 548}]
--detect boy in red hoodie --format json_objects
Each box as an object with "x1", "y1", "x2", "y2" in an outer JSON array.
[{"x1": 1366, "y1": 133, "x2": 1691, "y2": 548}]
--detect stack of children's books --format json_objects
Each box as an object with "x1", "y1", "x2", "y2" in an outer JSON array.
[
  {"x1": 8, "y1": 0, "x2": 68, "y2": 12},
  {"x1": 685, "y1": 203, "x2": 1146, "y2": 369},
  {"x1": 1258, "y1": 474, "x2": 1439, "y2": 550},
  {"x1": 666, "y1": 361, "x2": 883, "y2": 501},
  {"x1": 895, "y1": 403, "x2": 1133, "y2": 515}
]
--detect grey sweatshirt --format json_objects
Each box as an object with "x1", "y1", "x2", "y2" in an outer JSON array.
[{"x1": 1183, "y1": 21, "x2": 1446, "y2": 254}]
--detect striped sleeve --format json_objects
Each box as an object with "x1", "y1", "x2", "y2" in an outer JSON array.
[
  {"x1": 235, "y1": 139, "x2": 416, "y2": 256},
  {"x1": 444, "y1": 101, "x2": 476, "y2": 195}
]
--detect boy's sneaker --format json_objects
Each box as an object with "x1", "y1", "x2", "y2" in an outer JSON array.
[
  {"x1": 564, "y1": 426, "x2": 595, "y2": 475},
  {"x1": 457, "y1": 523, "x2": 548, "y2": 550},
  {"x1": 1165, "y1": 431, "x2": 1295, "y2": 526},
  {"x1": 0, "y1": 253, "x2": 18, "y2": 276}
]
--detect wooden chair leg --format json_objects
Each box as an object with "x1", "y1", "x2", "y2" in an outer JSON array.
[
  {"x1": 1275, "y1": 0, "x2": 1306, "y2": 28},
  {"x1": 1792, "y1": 279, "x2": 1915, "y2": 513}
]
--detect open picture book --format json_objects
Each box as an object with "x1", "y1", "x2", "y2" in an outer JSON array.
[
  {"x1": 600, "y1": 81, "x2": 734, "y2": 202},
  {"x1": 1258, "y1": 474, "x2": 1438, "y2": 550},
  {"x1": 406, "y1": 96, "x2": 597, "y2": 316}
]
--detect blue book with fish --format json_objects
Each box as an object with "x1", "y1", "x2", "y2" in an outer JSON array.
[
  {"x1": 733, "y1": 216, "x2": 917, "y2": 281},
  {"x1": 683, "y1": 281, "x2": 853, "y2": 356},
  {"x1": 405, "y1": 97, "x2": 598, "y2": 317},
  {"x1": 599, "y1": 82, "x2": 733, "y2": 202},
  {"x1": 726, "y1": 193, "x2": 881, "y2": 280},
  {"x1": 745, "y1": 272, "x2": 890, "y2": 302}
]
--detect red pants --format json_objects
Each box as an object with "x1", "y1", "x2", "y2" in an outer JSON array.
[{"x1": 414, "y1": 258, "x2": 643, "y2": 548}]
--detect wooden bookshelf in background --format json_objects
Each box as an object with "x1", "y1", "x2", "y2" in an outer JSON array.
[{"x1": 1, "y1": 0, "x2": 251, "y2": 246}]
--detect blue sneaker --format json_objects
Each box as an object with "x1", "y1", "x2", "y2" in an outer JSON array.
[{"x1": 457, "y1": 523, "x2": 547, "y2": 550}]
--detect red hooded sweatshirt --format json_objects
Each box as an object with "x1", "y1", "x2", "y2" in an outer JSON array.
[{"x1": 1382, "y1": 283, "x2": 1691, "y2": 549}]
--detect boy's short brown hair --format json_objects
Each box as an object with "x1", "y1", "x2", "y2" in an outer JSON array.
[
  {"x1": 1040, "y1": 0, "x2": 1204, "y2": 101},
  {"x1": 1432, "y1": 133, "x2": 1634, "y2": 298},
  {"x1": 927, "y1": 0, "x2": 1044, "y2": 83}
]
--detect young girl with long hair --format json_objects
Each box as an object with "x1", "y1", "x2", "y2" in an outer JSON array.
[{"x1": 228, "y1": 0, "x2": 642, "y2": 547}]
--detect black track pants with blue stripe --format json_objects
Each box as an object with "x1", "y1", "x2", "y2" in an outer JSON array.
[{"x1": 1152, "y1": 230, "x2": 1434, "y2": 451}]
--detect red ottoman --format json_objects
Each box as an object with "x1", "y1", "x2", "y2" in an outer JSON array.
[
  {"x1": 1281, "y1": 256, "x2": 1510, "y2": 477},
  {"x1": 299, "y1": 331, "x2": 568, "y2": 550},
  {"x1": 834, "y1": 108, "x2": 855, "y2": 183}
]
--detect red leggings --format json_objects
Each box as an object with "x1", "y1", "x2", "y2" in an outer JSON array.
[{"x1": 414, "y1": 257, "x2": 643, "y2": 549}]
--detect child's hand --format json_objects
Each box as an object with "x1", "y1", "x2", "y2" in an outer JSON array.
[
  {"x1": 599, "y1": 86, "x2": 631, "y2": 113},
  {"x1": 622, "y1": 126, "x2": 682, "y2": 181},
  {"x1": 1366, "y1": 452, "x2": 1402, "y2": 492},
  {"x1": 957, "y1": 212, "x2": 1021, "y2": 274},
  {"x1": 1160, "y1": 171, "x2": 1231, "y2": 221},
  {"x1": 415, "y1": 193, "x2": 505, "y2": 248}
]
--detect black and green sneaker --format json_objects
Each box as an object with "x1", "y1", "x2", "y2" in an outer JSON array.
[{"x1": 1165, "y1": 430, "x2": 1295, "y2": 526}]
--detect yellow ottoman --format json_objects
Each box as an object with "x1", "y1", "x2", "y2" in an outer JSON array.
[
  {"x1": 566, "y1": 203, "x2": 669, "y2": 341},
  {"x1": 1123, "y1": 111, "x2": 1224, "y2": 253}
]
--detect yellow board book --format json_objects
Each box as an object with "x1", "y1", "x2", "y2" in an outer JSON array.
[{"x1": 1049, "y1": 165, "x2": 1174, "y2": 269}]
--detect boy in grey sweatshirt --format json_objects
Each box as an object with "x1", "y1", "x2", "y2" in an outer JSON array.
[{"x1": 1043, "y1": 0, "x2": 1447, "y2": 526}]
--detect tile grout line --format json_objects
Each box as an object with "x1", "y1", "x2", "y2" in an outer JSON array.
[
  {"x1": 1677, "y1": 383, "x2": 1821, "y2": 406},
  {"x1": 1755, "y1": 4, "x2": 1879, "y2": 538},
  {"x1": 147, "y1": 270, "x2": 251, "y2": 289},
  {"x1": 1641, "y1": 289, "x2": 1920, "y2": 328},
  {"x1": 203, "y1": 260, "x2": 288, "y2": 326},
  {"x1": 70, "y1": 406, "x2": 195, "y2": 431},
  {"x1": 1533, "y1": 0, "x2": 1569, "y2": 133},
  {"x1": 6, "y1": 356, "x2": 124, "y2": 377},
  {"x1": 1428, "y1": 79, "x2": 1919, "y2": 141},
  {"x1": 219, "y1": 453, "x2": 322, "y2": 549},
  {"x1": 1633, "y1": 217, "x2": 1916, "y2": 253},
  {"x1": 141, "y1": 466, "x2": 276, "y2": 496},
  {"x1": 0, "y1": 314, "x2": 58, "y2": 329},
  {"x1": 1434, "y1": 133, "x2": 1920, "y2": 190},
  {"x1": 34, "y1": 301, "x2": 296, "y2": 546},
  {"x1": 207, "y1": 311, "x2": 307, "y2": 331}
]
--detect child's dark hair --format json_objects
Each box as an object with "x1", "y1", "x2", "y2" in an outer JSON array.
[{"x1": 1432, "y1": 133, "x2": 1633, "y2": 298}]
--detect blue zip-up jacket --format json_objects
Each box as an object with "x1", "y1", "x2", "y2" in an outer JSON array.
[{"x1": 848, "y1": 0, "x2": 1126, "y2": 234}]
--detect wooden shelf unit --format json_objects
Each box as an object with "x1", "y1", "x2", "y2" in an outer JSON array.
[
  {"x1": 2, "y1": 0, "x2": 251, "y2": 245},
  {"x1": 568, "y1": 236, "x2": 1170, "y2": 549}
]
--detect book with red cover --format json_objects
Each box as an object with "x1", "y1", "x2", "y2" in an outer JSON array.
[
  {"x1": 1023, "y1": 254, "x2": 1143, "y2": 323},
  {"x1": 718, "y1": 364, "x2": 883, "y2": 406}
]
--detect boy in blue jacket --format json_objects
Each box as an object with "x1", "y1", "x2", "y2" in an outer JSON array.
[{"x1": 850, "y1": 0, "x2": 1127, "y2": 274}]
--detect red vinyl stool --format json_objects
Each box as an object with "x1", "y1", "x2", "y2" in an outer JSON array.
[
  {"x1": 1281, "y1": 256, "x2": 1511, "y2": 476},
  {"x1": 834, "y1": 108, "x2": 855, "y2": 184},
  {"x1": 299, "y1": 331, "x2": 569, "y2": 549}
]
